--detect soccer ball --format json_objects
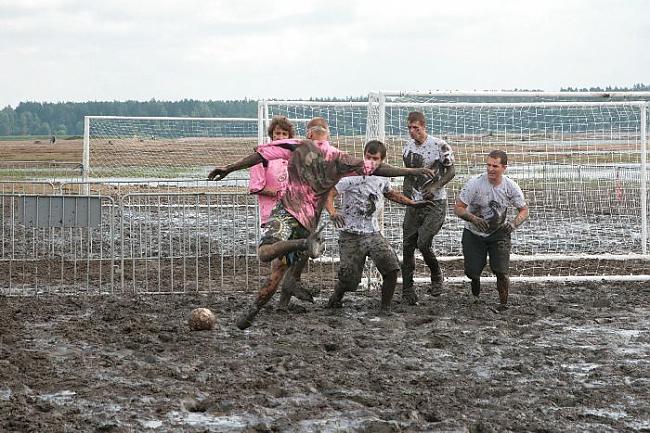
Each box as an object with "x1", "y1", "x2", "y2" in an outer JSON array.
[{"x1": 188, "y1": 308, "x2": 216, "y2": 331}]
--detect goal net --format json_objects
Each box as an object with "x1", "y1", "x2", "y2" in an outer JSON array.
[
  {"x1": 382, "y1": 100, "x2": 649, "y2": 281},
  {"x1": 83, "y1": 116, "x2": 259, "y2": 180}
]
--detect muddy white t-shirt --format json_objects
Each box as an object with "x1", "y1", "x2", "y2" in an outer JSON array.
[
  {"x1": 335, "y1": 175, "x2": 390, "y2": 234},
  {"x1": 403, "y1": 135, "x2": 454, "y2": 201},
  {"x1": 457, "y1": 173, "x2": 526, "y2": 237}
]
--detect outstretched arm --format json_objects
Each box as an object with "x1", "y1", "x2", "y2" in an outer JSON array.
[
  {"x1": 384, "y1": 190, "x2": 431, "y2": 208},
  {"x1": 374, "y1": 163, "x2": 436, "y2": 179},
  {"x1": 208, "y1": 152, "x2": 264, "y2": 181}
]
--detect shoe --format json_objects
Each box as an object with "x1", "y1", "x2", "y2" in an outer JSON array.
[
  {"x1": 304, "y1": 225, "x2": 325, "y2": 258},
  {"x1": 289, "y1": 282, "x2": 314, "y2": 303},
  {"x1": 402, "y1": 288, "x2": 419, "y2": 306},
  {"x1": 235, "y1": 304, "x2": 260, "y2": 330},
  {"x1": 276, "y1": 290, "x2": 291, "y2": 312},
  {"x1": 326, "y1": 288, "x2": 345, "y2": 309},
  {"x1": 429, "y1": 275, "x2": 443, "y2": 296},
  {"x1": 471, "y1": 279, "x2": 481, "y2": 297}
]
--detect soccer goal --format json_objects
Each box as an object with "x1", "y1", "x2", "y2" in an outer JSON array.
[
  {"x1": 261, "y1": 97, "x2": 650, "y2": 282},
  {"x1": 82, "y1": 116, "x2": 259, "y2": 181}
]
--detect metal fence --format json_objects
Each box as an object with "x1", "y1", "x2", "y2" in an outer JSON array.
[{"x1": 0, "y1": 185, "x2": 344, "y2": 295}]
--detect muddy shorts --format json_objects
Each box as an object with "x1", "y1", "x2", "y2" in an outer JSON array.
[
  {"x1": 259, "y1": 204, "x2": 309, "y2": 265},
  {"x1": 461, "y1": 228, "x2": 511, "y2": 279},
  {"x1": 337, "y1": 231, "x2": 400, "y2": 291}
]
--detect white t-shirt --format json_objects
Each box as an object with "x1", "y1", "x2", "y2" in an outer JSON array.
[
  {"x1": 335, "y1": 175, "x2": 391, "y2": 234},
  {"x1": 403, "y1": 135, "x2": 454, "y2": 201},
  {"x1": 457, "y1": 173, "x2": 526, "y2": 237}
]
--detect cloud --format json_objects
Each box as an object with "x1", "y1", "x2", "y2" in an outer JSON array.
[{"x1": 0, "y1": 0, "x2": 648, "y2": 107}]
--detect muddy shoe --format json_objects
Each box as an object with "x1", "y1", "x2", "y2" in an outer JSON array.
[
  {"x1": 326, "y1": 288, "x2": 344, "y2": 309},
  {"x1": 276, "y1": 288, "x2": 292, "y2": 311},
  {"x1": 289, "y1": 282, "x2": 314, "y2": 303},
  {"x1": 235, "y1": 304, "x2": 261, "y2": 330},
  {"x1": 429, "y1": 276, "x2": 443, "y2": 296},
  {"x1": 304, "y1": 225, "x2": 325, "y2": 258},
  {"x1": 402, "y1": 288, "x2": 419, "y2": 306}
]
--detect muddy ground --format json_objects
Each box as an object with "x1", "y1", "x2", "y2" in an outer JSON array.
[{"x1": 1, "y1": 280, "x2": 649, "y2": 433}]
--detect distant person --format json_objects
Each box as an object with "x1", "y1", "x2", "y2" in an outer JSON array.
[
  {"x1": 401, "y1": 111, "x2": 455, "y2": 305},
  {"x1": 208, "y1": 117, "x2": 436, "y2": 329},
  {"x1": 50, "y1": 136, "x2": 56, "y2": 145},
  {"x1": 248, "y1": 116, "x2": 306, "y2": 310},
  {"x1": 325, "y1": 140, "x2": 431, "y2": 315},
  {"x1": 453, "y1": 150, "x2": 529, "y2": 309}
]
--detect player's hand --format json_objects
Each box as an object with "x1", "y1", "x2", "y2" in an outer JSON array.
[
  {"x1": 422, "y1": 191, "x2": 437, "y2": 201},
  {"x1": 414, "y1": 167, "x2": 437, "y2": 179},
  {"x1": 330, "y1": 213, "x2": 346, "y2": 229},
  {"x1": 500, "y1": 222, "x2": 516, "y2": 234},
  {"x1": 471, "y1": 215, "x2": 490, "y2": 232},
  {"x1": 411, "y1": 200, "x2": 433, "y2": 209},
  {"x1": 208, "y1": 166, "x2": 230, "y2": 181}
]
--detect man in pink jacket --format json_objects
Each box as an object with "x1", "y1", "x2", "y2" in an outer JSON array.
[
  {"x1": 209, "y1": 117, "x2": 436, "y2": 329},
  {"x1": 248, "y1": 116, "x2": 309, "y2": 309}
]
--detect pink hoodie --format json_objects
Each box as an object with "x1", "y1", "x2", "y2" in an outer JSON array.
[{"x1": 248, "y1": 155, "x2": 288, "y2": 226}]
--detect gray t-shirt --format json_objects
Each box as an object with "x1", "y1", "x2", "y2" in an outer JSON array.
[
  {"x1": 403, "y1": 135, "x2": 454, "y2": 201},
  {"x1": 458, "y1": 173, "x2": 526, "y2": 237},
  {"x1": 335, "y1": 175, "x2": 390, "y2": 234}
]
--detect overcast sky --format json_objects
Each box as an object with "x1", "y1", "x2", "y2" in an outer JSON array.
[{"x1": 1, "y1": 0, "x2": 648, "y2": 107}]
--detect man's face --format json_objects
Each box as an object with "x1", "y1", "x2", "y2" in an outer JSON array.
[
  {"x1": 272, "y1": 126, "x2": 290, "y2": 141},
  {"x1": 364, "y1": 150, "x2": 384, "y2": 166},
  {"x1": 408, "y1": 121, "x2": 427, "y2": 144},
  {"x1": 486, "y1": 156, "x2": 506, "y2": 183}
]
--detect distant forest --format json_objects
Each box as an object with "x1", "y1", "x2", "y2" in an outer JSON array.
[{"x1": 1, "y1": 84, "x2": 648, "y2": 137}]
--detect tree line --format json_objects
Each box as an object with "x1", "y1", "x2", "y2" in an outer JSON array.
[{"x1": 0, "y1": 86, "x2": 648, "y2": 137}]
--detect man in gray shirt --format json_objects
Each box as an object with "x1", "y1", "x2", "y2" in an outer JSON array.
[
  {"x1": 454, "y1": 150, "x2": 529, "y2": 309},
  {"x1": 325, "y1": 140, "x2": 430, "y2": 315},
  {"x1": 401, "y1": 111, "x2": 456, "y2": 305}
]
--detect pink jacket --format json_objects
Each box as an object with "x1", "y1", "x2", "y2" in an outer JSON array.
[{"x1": 248, "y1": 158, "x2": 288, "y2": 226}]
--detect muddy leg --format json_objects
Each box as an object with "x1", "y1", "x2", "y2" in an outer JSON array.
[
  {"x1": 379, "y1": 270, "x2": 398, "y2": 315},
  {"x1": 236, "y1": 259, "x2": 287, "y2": 330},
  {"x1": 496, "y1": 273, "x2": 510, "y2": 308}
]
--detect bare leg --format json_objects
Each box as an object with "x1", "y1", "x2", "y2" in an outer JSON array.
[
  {"x1": 496, "y1": 273, "x2": 510, "y2": 309},
  {"x1": 258, "y1": 240, "x2": 306, "y2": 263},
  {"x1": 379, "y1": 270, "x2": 398, "y2": 315},
  {"x1": 277, "y1": 255, "x2": 312, "y2": 309},
  {"x1": 235, "y1": 259, "x2": 287, "y2": 330}
]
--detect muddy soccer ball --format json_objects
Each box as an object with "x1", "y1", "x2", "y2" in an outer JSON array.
[{"x1": 188, "y1": 308, "x2": 216, "y2": 331}]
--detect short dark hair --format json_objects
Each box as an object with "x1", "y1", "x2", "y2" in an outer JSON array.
[
  {"x1": 267, "y1": 116, "x2": 295, "y2": 139},
  {"x1": 363, "y1": 140, "x2": 387, "y2": 160},
  {"x1": 488, "y1": 150, "x2": 508, "y2": 165},
  {"x1": 407, "y1": 111, "x2": 426, "y2": 125}
]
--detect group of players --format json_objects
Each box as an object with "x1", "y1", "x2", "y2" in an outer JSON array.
[{"x1": 208, "y1": 112, "x2": 529, "y2": 330}]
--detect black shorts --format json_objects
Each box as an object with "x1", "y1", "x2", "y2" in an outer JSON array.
[{"x1": 461, "y1": 228, "x2": 511, "y2": 279}]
